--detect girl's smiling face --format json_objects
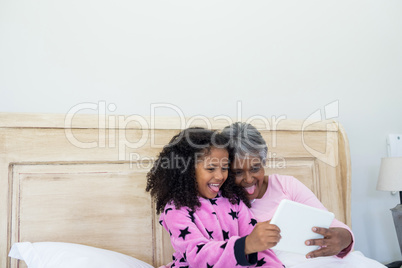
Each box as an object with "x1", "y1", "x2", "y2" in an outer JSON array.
[
  {"x1": 231, "y1": 156, "x2": 266, "y2": 200},
  {"x1": 195, "y1": 147, "x2": 229, "y2": 199}
]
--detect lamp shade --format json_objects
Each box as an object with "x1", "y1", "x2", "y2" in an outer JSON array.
[{"x1": 377, "y1": 157, "x2": 402, "y2": 191}]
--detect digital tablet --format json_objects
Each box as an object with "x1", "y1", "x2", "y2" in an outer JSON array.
[{"x1": 270, "y1": 199, "x2": 335, "y2": 256}]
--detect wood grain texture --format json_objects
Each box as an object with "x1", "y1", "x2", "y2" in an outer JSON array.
[{"x1": 0, "y1": 113, "x2": 351, "y2": 268}]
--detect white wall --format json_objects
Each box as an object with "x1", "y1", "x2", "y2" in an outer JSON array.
[{"x1": 1, "y1": 0, "x2": 402, "y2": 263}]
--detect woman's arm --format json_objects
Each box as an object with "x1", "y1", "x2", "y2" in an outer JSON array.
[
  {"x1": 305, "y1": 227, "x2": 353, "y2": 258},
  {"x1": 285, "y1": 176, "x2": 354, "y2": 258}
]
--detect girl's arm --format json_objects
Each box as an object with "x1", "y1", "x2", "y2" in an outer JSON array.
[
  {"x1": 237, "y1": 199, "x2": 282, "y2": 266},
  {"x1": 160, "y1": 204, "x2": 257, "y2": 267}
]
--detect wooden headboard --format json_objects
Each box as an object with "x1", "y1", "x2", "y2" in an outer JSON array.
[{"x1": 0, "y1": 113, "x2": 351, "y2": 268}]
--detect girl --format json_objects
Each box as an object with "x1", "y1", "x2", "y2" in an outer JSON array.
[{"x1": 146, "y1": 127, "x2": 283, "y2": 268}]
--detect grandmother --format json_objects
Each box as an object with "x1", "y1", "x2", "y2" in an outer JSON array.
[{"x1": 221, "y1": 122, "x2": 354, "y2": 259}]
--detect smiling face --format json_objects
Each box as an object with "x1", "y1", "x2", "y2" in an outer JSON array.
[
  {"x1": 195, "y1": 147, "x2": 230, "y2": 199},
  {"x1": 231, "y1": 156, "x2": 266, "y2": 200}
]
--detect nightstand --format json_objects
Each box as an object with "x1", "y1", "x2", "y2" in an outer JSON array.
[{"x1": 385, "y1": 260, "x2": 402, "y2": 268}]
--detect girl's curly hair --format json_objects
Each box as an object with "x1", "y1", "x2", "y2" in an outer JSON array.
[{"x1": 146, "y1": 127, "x2": 251, "y2": 214}]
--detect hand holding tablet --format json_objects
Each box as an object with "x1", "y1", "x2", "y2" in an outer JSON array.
[
  {"x1": 270, "y1": 199, "x2": 335, "y2": 256},
  {"x1": 245, "y1": 220, "x2": 282, "y2": 254}
]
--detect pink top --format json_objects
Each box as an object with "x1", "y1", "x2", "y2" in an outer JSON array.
[
  {"x1": 160, "y1": 193, "x2": 284, "y2": 267},
  {"x1": 250, "y1": 174, "x2": 354, "y2": 258}
]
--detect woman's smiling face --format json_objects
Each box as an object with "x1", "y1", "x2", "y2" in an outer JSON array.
[{"x1": 231, "y1": 156, "x2": 265, "y2": 200}]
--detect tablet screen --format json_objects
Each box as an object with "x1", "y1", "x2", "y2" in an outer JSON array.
[{"x1": 270, "y1": 199, "x2": 335, "y2": 255}]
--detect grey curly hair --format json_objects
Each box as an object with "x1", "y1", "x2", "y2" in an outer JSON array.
[{"x1": 221, "y1": 122, "x2": 268, "y2": 164}]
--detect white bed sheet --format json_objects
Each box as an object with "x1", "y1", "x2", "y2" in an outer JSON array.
[{"x1": 274, "y1": 250, "x2": 386, "y2": 268}]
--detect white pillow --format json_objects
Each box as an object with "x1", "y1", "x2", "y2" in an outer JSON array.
[{"x1": 8, "y1": 242, "x2": 154, "y2": 268}]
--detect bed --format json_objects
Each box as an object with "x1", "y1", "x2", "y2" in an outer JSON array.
[{"x1": 0, "y1": 113, "x2": 352, "y2": 268}]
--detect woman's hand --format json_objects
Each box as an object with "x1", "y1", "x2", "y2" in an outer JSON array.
[
  {"x1": 305, "y1": 227, "x2": 353, "y2": 258},
  {"x1": 245, "y1": 221, "x2": 281, "y2": 254}
]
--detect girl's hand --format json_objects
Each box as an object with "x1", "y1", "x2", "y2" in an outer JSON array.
[
  {"x1": 305, "y1": 227, "x2": 352, "y2": 258},
  {"x1": 245, "y1": 221, "x2": 281, "y2": 254}
]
